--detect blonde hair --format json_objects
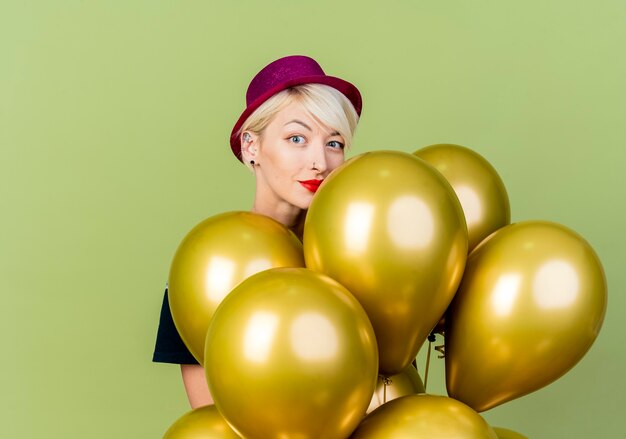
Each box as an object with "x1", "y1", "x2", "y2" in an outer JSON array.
[{"x1": 238, "y1": 84, "x2": 360, "y2": 152}]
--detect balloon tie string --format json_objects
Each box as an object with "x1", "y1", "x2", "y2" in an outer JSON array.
[
  {"x1": 423, "y1": 333, "x2": 436, "y2": 392},
  {"x1": 435, "y1": 343, "x2": 445, "y2": 359},
  {"x1": 382, "y1": 376, "x2": 392, "y2": 403}
]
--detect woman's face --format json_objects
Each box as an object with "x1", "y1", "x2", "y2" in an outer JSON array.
[{"x1": 248, "y1": 100, "x2": 347, "y2": 210}]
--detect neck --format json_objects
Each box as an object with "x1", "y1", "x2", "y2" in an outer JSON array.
[
  {"x1": 249, "y1": 171, "x2": 309, "y2": 239},
  {"x1": 251, "y1": 202, "x2": 306, "y2": 241},
  {"x1": 251, "y1": 202, "x2": 301, "y2": 228},
  {"x1": 250, "y1": 183, "x2": 306, "y2": 236}
]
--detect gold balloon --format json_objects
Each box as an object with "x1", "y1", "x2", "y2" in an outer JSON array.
[
  {"x1": 162, "y1": 405, "x2": 240, "y2": 438},
  {"x1": 492, "y1": 427, "x2": 529, "y2": 439},
  {"x1": 351, "y1": 394, "x2": 498, "y2": 438},
  {"x1": 204, "y1": 267, "x2": 378, "y2": 439},
  {"x1": 413, "y1": 143, "x2": 511, "y2": 251},
  {"x1": 446, "y1": 221, "x2": 607, "y2": 412},
  {"x1": 421, "y1": 142, "x2": 513, "y2": 337},
  {"x1": 304, "y1": 151, "x2": 468, "y2": 374},
  {"x1": 169, "y1": 211, "x2": 304, "y2": 364},
  {"x1": 367, "y1": 366, "x2": 425, "y2": 414}
]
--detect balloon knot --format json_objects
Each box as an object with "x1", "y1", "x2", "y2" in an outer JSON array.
[{"x1": 435, "y1": 344, "x2": 445, "y2": 359}]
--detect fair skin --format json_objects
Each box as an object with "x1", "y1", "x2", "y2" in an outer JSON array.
[{"x1": 181, "y1": 99, "x2": 348, "y2": 408}]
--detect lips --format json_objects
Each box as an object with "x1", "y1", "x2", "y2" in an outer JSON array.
[{"x1": 299, "y1": 179, "x2": 324, "y2": 193}]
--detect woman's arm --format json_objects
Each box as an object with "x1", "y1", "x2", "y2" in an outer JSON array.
[{"x1": 181, "y1": 364, "x2": 214, "y2": 408}]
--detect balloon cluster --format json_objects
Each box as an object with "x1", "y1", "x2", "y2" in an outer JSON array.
[{"x1": 162, "y1": 145, "x2": 606, "y2": 438}]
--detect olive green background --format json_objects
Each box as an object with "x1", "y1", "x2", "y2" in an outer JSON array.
[{"x1": 2, "y1": 1, "x2": 624, "y2": 438}]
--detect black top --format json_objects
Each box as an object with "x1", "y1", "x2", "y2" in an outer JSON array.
[{"x1": 152, "y1": 286, "x2": 199, "y2": 364}]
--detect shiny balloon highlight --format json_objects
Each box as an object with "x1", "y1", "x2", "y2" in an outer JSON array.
[
  {"x1": 352, "y1": 394, "x2": 498, "y2": 438},
  {"x1": 205, "y1": 268, "x2": 378, "y2": 439},
  {"x1": 414, "y1": 144, "x2": 510, "y2": 251},
  {"x1": 445, "y1": 221, "x2": 607, "y2": 412},
  {"x1": 168, "y1": 211, "x2": 304, "y2": 364},
  {"x1": 304, "y1": 151, "x2": 468, "y2": 374}
]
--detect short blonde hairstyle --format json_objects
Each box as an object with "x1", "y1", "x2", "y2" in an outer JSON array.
[{"x1": 238, "y1": 84, "x2": 360, "y2": 151}]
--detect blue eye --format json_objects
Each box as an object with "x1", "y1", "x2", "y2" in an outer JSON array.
[
  {"x1": 327, "y1": 140, "x2": 345, "y2": 149},
  {"x1": 290, "y1": 135, "x2": 306, "y2": 144}
]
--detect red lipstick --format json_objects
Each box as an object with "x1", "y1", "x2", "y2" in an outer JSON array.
[{"x1": 299, "y1": 179, "x2": 323, "y2": 193}]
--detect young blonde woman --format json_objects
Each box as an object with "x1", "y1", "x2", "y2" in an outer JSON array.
[{"x1": 153, "y1": 55, "x2": 362, "y2": 408}]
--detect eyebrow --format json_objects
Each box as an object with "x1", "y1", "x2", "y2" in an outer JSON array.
[
  {"x1": 284, "y1": 119, "x2": 312, "y2": 131},
  {"x1": 284, "y1": 119, "x2": 341, "y2": 136}
]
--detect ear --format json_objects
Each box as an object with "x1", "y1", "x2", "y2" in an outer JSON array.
[{"x1": 240, "y1": 131, "x2": 260, "y2": 164}]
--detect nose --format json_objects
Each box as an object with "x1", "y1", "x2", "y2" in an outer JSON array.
[{"x1": 309, "y1": 143, "x2": 328, "y2": 174}]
